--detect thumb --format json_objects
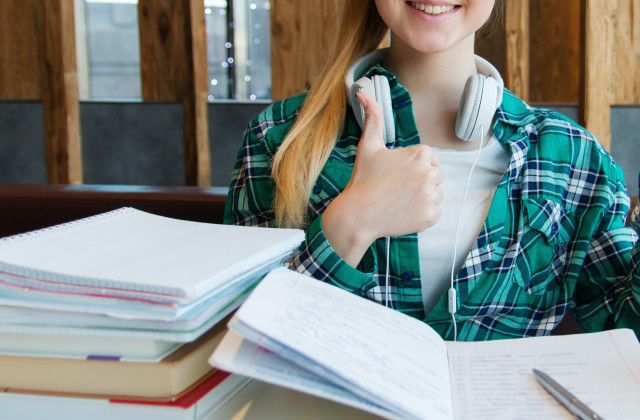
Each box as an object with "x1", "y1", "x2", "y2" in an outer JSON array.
[{"x1": 356, "y1": 91, "x2": 386, "y2": 152}]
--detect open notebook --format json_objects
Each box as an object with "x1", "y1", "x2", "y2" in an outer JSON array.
[{"x1": 210, "y1": 268, "x2": 640, "y2": 420}]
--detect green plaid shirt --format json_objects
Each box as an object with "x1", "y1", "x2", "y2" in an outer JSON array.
[{"x1": 224, "y1": 64, "x2": 640, "y2": 341}]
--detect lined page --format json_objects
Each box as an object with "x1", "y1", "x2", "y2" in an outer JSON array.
[
  {"x1": 447, "y1": 329, "x2": 640, "y2": 419},
  {"x1": 210, "y1": 329, "x2": 394, "y2": 419},
  {"x1": 232, "y1": 268, "x2": 453, "y2": 420}
]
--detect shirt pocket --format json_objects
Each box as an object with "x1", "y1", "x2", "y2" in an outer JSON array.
[{"x1": 511, "y1": 198, "x2": 574, "y2": 295}]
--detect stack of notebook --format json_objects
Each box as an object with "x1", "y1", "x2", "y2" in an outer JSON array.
[{"x1": 0, "y1": 207, "x2": 304, "y2": 419}]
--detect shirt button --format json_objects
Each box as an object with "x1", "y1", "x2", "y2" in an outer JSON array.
[
  {"x1": 550, "y1": 225, "x2": 558, "y2": 235},
  {"x1": 401, "y1": 271, "x2": 413, "y2": 281},
  {"x1": 312, "y1": 184, "x2": 322, "y2": 194}
]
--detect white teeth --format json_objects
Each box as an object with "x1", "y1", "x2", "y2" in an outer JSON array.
[{"x1": 410, "y1": 3, "x2": 455, "y2": 15}]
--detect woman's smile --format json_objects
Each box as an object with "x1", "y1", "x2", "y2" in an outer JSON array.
[{"x1": 407, "y1": 2, "x2": 460, "y2": 17}]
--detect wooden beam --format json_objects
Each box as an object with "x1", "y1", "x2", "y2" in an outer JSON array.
[
  {"x1": 609, "y1": 0, "x2": 640, "y2": 104},
  {"x1": 582, "y1": 0, "x2": 640, "y2": 151},
  {"x1": 270, "y1": 0, "x2": 341, "y2": 101},
  {"x1": 529, "y1": 0, "x2": 582, "y2": 103},
  {"x1": 138, "y1": 0, "x2": 211, "y2": 186},
  {"x1": 582, "y1": 0, "x2": 616, "y2": 150},
  {"x1": 184, "y1": 0, "x2": 211, "y2": 186},
  {"x1": 139, "y1": 0, "x2": 183, "y2": 101},
  {"x1": 504, "y1": 0, "x2": 530, "y2": 101},
  {"x1": 42, "y1": 0, "x2": 83, "y2": 184},
  {"x1": 475, "y1": 7, "x2": 506, "y2": 78},
  {"x1": 0, "y1": 0, "x2": 44, "y2": 100}
]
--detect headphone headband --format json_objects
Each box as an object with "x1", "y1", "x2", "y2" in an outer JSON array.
[{"x1": 472, "y1": 55, "x2": 503, "y2": 108}]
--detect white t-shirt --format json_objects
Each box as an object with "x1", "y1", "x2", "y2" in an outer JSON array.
[{"x1": 418, "y1": 135, "x2": 509, "y2": 313}]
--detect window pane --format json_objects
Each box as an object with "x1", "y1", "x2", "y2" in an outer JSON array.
[
  {"x1": 237, "y1": 0, "x2": 271, "y2": 100},
  {"x1": 76, "y1": 0, "x2": 270, "y2": 101},
  {"x1": 205, "y1": 0, "x2": 230, "y2": 100},
  {"x1": 205, "y1": 0, "x2": 271, "y2": 101},
  {"x1": 81, "y1": 0, "x2": 141, "y2": 100}
]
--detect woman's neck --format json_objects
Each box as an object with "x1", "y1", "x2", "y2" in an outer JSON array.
[{"x1": 383, "y1": 37, "x2": 486, "y2": 150}]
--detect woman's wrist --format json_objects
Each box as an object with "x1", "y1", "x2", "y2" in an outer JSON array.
[{"x1": 322, "y1": 192, "x2": 377, "y2": 267}]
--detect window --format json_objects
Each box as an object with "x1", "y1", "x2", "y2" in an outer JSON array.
[
  {"x1": 75, "y1": 0, "x2": 271, "y2": 101},
  {"x1": 77, "y1": 0, "x2": 141, "y2": 99},
  {"x1": 206, "y1": 0, "x2": 271, "y2": 100}
]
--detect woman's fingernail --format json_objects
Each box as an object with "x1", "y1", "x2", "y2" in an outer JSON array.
[{"x1": 356, "y1": 91, "x2": 367, "y2": 107}]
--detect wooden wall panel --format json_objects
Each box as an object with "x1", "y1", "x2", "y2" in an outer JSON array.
[
  {"x1": 139, "y1": 0, "x2": 189, "y2": 101},
  {"x1": 529, "y1": 0, "x2": 582, "y2": 103},
  {"x1": 583, "y1": 0, "x2": 640, "y2": 150},
  {"x1": 270, "y1": 0, "x2": 341, "y2": 101},
  {"x1": 609, "y1": 0, "x2": 640, "y2": 104},
  {"x1": 504, "y1": 0, "x2": 530, "y2": 100},
  {"x1": 138, "y1": 0, "x2": 210, "y2": 186},
  {"x1": 583, "y1": 0, "x2": 615, "y2": 149},
  {"x1": 184, "y1": 0, "x2": 210, "y2": 187},
  {"x1": 42, "y1": 0, "x2": 83, "y2": 184},
  {"x1": 0, "y1": 0, "x2": 43, "y2": 99}
]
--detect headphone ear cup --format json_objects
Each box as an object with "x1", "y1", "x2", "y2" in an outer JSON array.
[
  {"x1": 456, "y1": 73, "x2": 501, "y2": 142},
  {"x1": 350, "y1": 77, "x2": 374, "y2": 129},
  {"x1": 372, "y1": 75, "x2": 395, "y2": 145},
  {"x1": 455, "y1": 74, "x2": 484, "y2": 142},
  {"x1": 349, "y1": 75, "x2": 396, "y2": 145}
]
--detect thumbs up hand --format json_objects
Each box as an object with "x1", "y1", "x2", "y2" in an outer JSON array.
[{"x1": 322, "y1": 91, "x2": 444, "y2": 267}]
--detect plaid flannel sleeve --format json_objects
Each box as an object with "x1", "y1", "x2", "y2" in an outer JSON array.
[
  {"x1": 288, "y1": 215, "x2": 379, "y2": 294},
  {"x1": 573, "y1": 165, "x2": 640, "y2": 335},
  {"x1": 631, "y1": 171, "x2": 640, "y2": 233},
  {"x1": 223, "y1": 123, "x2": 277, "y2": 227},
  {"x1": 223, "y1": 107, "x2": 378, "y2": 294}
]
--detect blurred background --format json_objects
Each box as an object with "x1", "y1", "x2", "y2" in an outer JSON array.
[{"x1": 0, "y1": 0, "x2": 638, "y2": 193}]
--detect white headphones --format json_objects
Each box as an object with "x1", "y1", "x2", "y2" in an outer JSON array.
[{"x1": 345, "y1": 48, "x2": 504, "y2": 144}]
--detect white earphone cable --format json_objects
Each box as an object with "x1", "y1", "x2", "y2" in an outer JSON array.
[
  {"x1": 449, "y1": 124, "x2": 485, "y2": 341},
  {"x1": 385, "y1": 235, "x2": 391, "y2": 308}
]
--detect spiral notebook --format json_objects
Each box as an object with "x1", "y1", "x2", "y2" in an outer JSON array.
[{"x1": 0, "y1": 207, "x2": 304, "y2": 320}]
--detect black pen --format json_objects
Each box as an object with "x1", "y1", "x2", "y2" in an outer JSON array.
[{"x1": 532, "y1": 369, "x2": 604, "y2": 420}]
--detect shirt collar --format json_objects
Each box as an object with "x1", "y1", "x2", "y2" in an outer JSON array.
[
  {"x1": 353, "y1": 54, "x2": 536, "y2": 146},
  {"x1": 495, "y1": 89, "x2": 538, "y2": 128}
]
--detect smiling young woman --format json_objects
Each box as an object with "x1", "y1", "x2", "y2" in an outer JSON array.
[{"x1": 224, "y1": 0, "x2": 640, "y2": 342}]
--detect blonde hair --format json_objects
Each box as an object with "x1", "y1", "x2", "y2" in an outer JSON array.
[
  {"x1": 271, "y1": 0, "x2": 388, "y2": 228},
  {"x1": 272, "y1": 0, "x2": 502, "y2": 228}
]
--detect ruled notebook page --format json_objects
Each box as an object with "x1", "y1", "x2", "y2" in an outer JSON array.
[
  {"x1": 228, "y1": 268, "x2": 454, "y2": 420},
  {"x1": 210, "y1": 328, "x2": 398, "y2": 419},
  {"x1": 446, "y1": 328, "x2": 640, "y2": 420}
]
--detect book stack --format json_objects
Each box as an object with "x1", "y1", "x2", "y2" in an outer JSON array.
[{"x1": 0, "y1": 208, "x2": 304, "y2": 419}]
